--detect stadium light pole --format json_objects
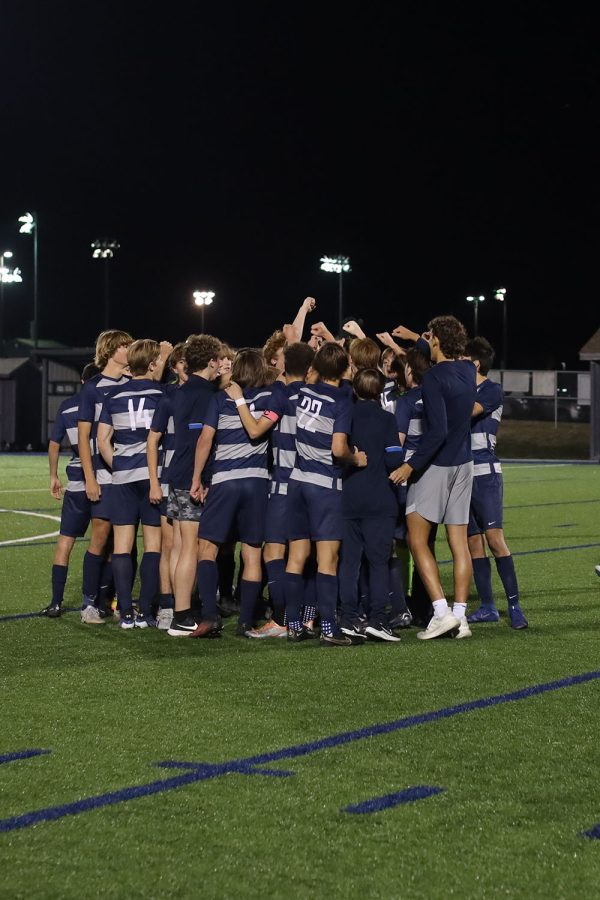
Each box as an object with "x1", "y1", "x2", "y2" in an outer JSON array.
[
  {"x1": 18, "y1": 212, "x2": 38, "y2": 358},
  {"x1": 466, "y1": 295, "x2": 485, "y2": 335},
  {"x1": 193, "y1": 290, "x2": 215, "y2": 332},
  {"x1": 91, "y1": 239, "x2": 120, "y2": 329},
  {"x1": 494, "y1": 287, "x2": 508, "y2": 369},
  {"x1": 320, "y1": 255, "x2": 351, "y2": 334},
  {"x1": 0, "y1": 251, "x2": 23, "y2": 345}
]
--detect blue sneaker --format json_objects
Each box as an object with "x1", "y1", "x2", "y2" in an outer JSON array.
[
  {"x1": 467, "y1": 606, "x2": 499, "y2": 623},
  {"x1": 120, "y1": 612, "x2": 135, "y2": 630},
  {"x1": 134, "y1": 613, "x2": 157, "y2": 629},
  {"x1": 508, "y1": 604, "x2": 528, "y2": 630}
]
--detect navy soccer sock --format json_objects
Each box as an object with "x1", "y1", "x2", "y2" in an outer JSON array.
[
  {"x1": 97, "y1": 559, "x2": 114, "y2": 614},
  {"x1": 159, "y1": 592, "x2": 174, "y2": 610},
  {"x1": 472, "y1": 557, "x2": 496, "y2": 609},
  {"x1": 139, "y1": 551, "x2": 160, "y2": 616},
  {"x1": 388, "y1": 557, "x2": 408, "y2": 615},
  {"x1": 197, "y1": 560, "x2": 219, "y2": 620},
  {"x1": 82, "y1": 551, "x2": 104, "y2": 606},
  {"x1": 265, "y1": 558, "x2": 286, "y2": 625},
  {"x1": 51, "y1": 564, "x2": 68, "y2": 606},
  {"x1": 495, "y1": 555, "x2": 520, "y2": 606},
  {"x1": 239, "y1": 580, "x2": 261, "y2": 625},
  {"x1": 111, "y1": 553, "x2": 134, "y2": 615},
  {"x1": 285, "y1": 572, "x2": 304, "y2": 630},
  {"x1": 317, "y1": 572, "x2": 338, "y2": 634}
]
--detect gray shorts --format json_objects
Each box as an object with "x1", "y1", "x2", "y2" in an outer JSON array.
[
  {"x1": 166, "y1": 487, "x2": 204, "y2": 522},
  {"x1": 406, "y1": 462, "x2": 473, "y2": 525}
]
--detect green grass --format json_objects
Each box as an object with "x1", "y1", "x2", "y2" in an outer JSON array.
[
  {"x1": 1, "y1": 455, "x2": 600, "y2": 899},
  {"x1": 498, "y1": 420, "x2": 591, "y2": 459}
]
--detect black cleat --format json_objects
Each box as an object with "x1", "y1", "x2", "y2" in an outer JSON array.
[
  {"x1": 287, "y1": 627, "x2": 309, "y2": 643},
  {"x1": 235, "y1": 620, "x2": 254, "y2": 637},
  {"x1": 320, "y1": 629, "x2": 353, "y2": 647},
  {"x1": 40, "y1": 604, "x2": 62, "y2": 618},
  {"x1": 388, "y1": 610, "x2": 413, "y2": 629},
  {"x1": 340, "y1": 619, "x2": 368, "y2": 642}
]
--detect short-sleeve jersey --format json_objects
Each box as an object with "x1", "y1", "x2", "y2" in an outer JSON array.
[
  {"x1": 161, "y1": 374, "x2": 216, "y2": 491},
  {"x1": 394, "y1": 386, "x2": 424, "y2": 463},
  {"x1": 99, "y1": 379, "x2": 164, "y2": 484},
  {"x1": 77, "y1": 372, "x2": 131, "y2": 485},
  {"x1": 471, "y1": 378, "x2": 504, "y2": 476},
  {"x1": 49, "y1": 395, "x2": 88, "y2": 492},
  {"x1": 289, "y1": 382, "x2": 352, "y2": 491},
  {"x1": 204, "y1": 386, "x2": 274, "y2": 485},
  {"x1": 151, "y1": 385, "x2": 177, "y2": 497},
  {"x1": 268, "y1": 380, "x2": 302, "y2": 495}
]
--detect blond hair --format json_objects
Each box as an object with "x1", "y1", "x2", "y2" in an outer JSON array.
[
  {"x1": 94, "y1": 330, "x2": 133, "y2": 369},
  {"x1": 127, "y1": 339, "x2": 160, "y2": 376}
]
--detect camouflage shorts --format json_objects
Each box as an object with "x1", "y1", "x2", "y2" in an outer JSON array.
[{"x1": 166, "y1": 487, "x2": 204, "y2": 522}]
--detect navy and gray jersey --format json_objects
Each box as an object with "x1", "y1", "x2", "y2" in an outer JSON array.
[
  {"x1": 49, "y1": 395, "x2": 89, "y2": 492},
  {"x1": 205, "y1": 386, "x2": 274, "y2": 485},
  {"x1": 77, "y1": 372, "x2": 131, "y2": 485},
  {"x1": 471, "y1": 378, "x2": 504, "y2": 476},
  {"x1": 394, "y1": 386, "x2": 423, "y2": 463},
  {"x1": 269, "y1": 380, "x2": 302, "y2": 496},
  {"x1": 408, "y1": 360, "x2": 477, "y2": 473},
  {"x1": 289, "y1": 382, "x2": 353, "y2": 491},
  {"x1": 99, "y1": 379, "x2": 164, "y2": 485},
  {"x1": 151, "y1": 386, "x2": 177, "y2": 497},
  {"x1": 381, "y1": 379, "x2": 398, "y2": 415}
]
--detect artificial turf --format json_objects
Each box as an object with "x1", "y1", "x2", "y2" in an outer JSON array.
[{"x1": 1, "y1": 455, "x2": 600, "y2": 899}]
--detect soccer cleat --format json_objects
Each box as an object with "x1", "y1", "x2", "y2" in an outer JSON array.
[
  {"x1": 454, "y1": 617, "x2": 472, "y2": 639},
  {"x1": 120, "y1": 612, "x2": 135, "y2": 630},
  {"x1": 156, "y1": 608, "x2": 174, "y2": 631},
  {"x1": 134, "y1": 613, "x2": 156, "y2": 629},
  {"x1": 595, "y1": 565, "x2": 600, "y2": 578},
  {"x1": 287, "y1": 627, "x2": 309, "y2": 643},
  {"x1": 467, "y1": 605, "x2": 499, "y2": 623},
  {"x1": 416, "y1": 612, "x2": 460, "y2": 640},
  {"x1": 191, "y1": 618, "x2": 223, "y2": 639},
  {"x1": 340, "y1": 620, "x2": 368, "y2": 641},
  {"x1": 235, "y1": 620, "x2": 254, "y2": 637},
  {"x1": 40, "y1": 604, "x2": 62, "y2": 618},
  {"x1": 365, "y1": 623, "x2": 402, "y2": 642},
  {"x1": 388, "y1": 610, "x2": 413, "y2": 629},
  {"x1": 508, "y1": 604, "x2": 529, "y2": 630},
  {"x1": 302, "y1": 623, "x2": 320, "y2": 639},
  {"x1": 167, "y1": 617, "x2": 198, "y2": 637},
  {"x1": 80, "y1": 604, "x2": 106, "y2": 625},
  {"x1": 246, "y1": 621, "x2": 287, "y2": 639},
  {"x1": 218, "y1": 596, "x2": 239, "y2": 618},
  {"x1": 320, "y1": 629, "x2": 353, "y2": 647}
]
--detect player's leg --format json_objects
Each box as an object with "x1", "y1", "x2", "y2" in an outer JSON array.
[
  {"x1": 155, "y1": 514, "x2": 174, "y2": 629},
  {"x1": 338, "y1": 518, "x2": 367, "y2": 638},
  {"x1": 80, "y1": 516, "x2": 112, "y2": 624},
  {"x1": 467, "y1": 474, "x2": 500, "y2": 623},
  {"x1": 167, "y1": 487, "x2": 204, "y2": 636},
  {"x1": 111, "y1": 523, "x2": 137, "y2": 628},
  {"x1": 363, "y1": 517, "x2": 401, "y2": 642},
  {"x1": 407, "y1": 510, "x2": 460, "y2": 640},
  {"x1": 486, "y1": 527, "x2": 528, "y2": 629},
  {"x1": 135, "y1": 523, "x2": 162, "y2": 627}
]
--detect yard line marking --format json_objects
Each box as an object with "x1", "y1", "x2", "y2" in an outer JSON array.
[
  {"x1": 343, "y1": 786, "x2": 445, "y2": 814},
  {"x1": 0, "y1": 508, "x2": 60, "y2": 546},
  {"x1": 0, "y1": 608, "x2": 79, "y2": 623},
  {"x1": 1, "y1": 668, "x2": 599, "y2": 833},
  {"x1": 0, "y1": 750, "x2": 51, "y2": 766},
  {"x1": 0, "y1": 488, "x2": 49, "y2": 494}
]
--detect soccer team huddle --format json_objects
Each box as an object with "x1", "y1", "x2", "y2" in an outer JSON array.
[{"x1": 42, "y1": 295, "x2": 529, "y2": 644}]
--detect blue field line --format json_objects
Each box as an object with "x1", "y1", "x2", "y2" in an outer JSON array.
[
  {"x1": 504, "y1": 498, "x2": 600, "y2": 510},
  {"x1": 437, "y1": 541, "x2": 600, "y2": 567},
  {"x1": 343, "y1": 786, "x2": 445, "y2": 814},
  {"x1": 0, "y1": 749, "x2": 51, "y2": 766},
  {"x1": 0, "y1": 607, "x2": 79, "y2": 623},
  {"x1": 1, "y1": 668, "x2": 599, "y2": 834}
]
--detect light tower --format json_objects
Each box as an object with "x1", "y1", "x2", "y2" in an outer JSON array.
[{"x1": 320, "y1": 255, "x2": 351, "y2": 334}]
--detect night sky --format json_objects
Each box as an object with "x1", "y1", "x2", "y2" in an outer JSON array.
[{"x1": 1, "y1": 3, "x2": 597, "y2": 369}]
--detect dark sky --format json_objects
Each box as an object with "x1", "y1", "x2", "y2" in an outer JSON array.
[{"x1": 0, "y1": 3, "x2": 598, "y2": 369}]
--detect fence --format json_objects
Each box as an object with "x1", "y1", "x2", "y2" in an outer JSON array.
[{"x1": 490, "y1": 370, "x2": 590, "y2": 427}]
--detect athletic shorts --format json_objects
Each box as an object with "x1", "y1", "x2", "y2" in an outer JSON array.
[
  {"x1": 159, "y1": 495, "x2": 169, "y2": 518},
  {"x1": 90, "y1": 482, "x2": 112, "y2": 521},
  {"x1": 60, "y1": 490, "x2": 91, "y2": 538},
  {"x1": 287, "y1": 480, "x2": 343, "y2": 542},
  {"x1": 468, "y1": 472, "x2": 504, "y2": 536},
  {"x1": 406, "y1": 462, "x2": 473, "y2": 526},
  {"x1": 199, "y1": 479, "x2": 268, "y2": 546},
  {"x1": 166, "y1": 487, "x2": 203, "y2": 522},
  {"x1": 109, "y1": 480, "x2": 161, "y2": 527},
  {"x1": 264, "y1": 492, "x2": 288, "y2": 545}
]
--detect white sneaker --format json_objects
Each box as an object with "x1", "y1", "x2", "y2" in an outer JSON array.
[
  {"x1": 80, "y1": 605, "x2": 106, "y2": 625},
  {"x1": 455, "y1": 617, "x2": 472, "y2": 639},
  {"x1": 595, "y1": 565, "x2": 600, "y2": 578},
  {"x1": 416, "y1": 611, "x2": 460, "y2": 640},
  {"x1": 156, "y1": 608, "x2": 174, "y2": 631}
]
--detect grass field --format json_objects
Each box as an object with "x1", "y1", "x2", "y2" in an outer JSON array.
[{"x1": 1, "y1": 455, "x2": 600, "y2": 899}]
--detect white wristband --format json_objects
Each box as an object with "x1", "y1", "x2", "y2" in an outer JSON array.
[{"x1": 235, "y1": 397, "x2": 247, "y2": 407}]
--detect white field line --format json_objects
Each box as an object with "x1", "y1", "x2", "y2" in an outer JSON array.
[
  {"x1": 0, "y1": 508, "x2": 61, "y2": 546},
  {"x1": 0, "y1": 488, "x2": 49, "y2": 494}
]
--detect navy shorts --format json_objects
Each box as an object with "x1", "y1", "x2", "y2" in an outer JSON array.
[
  {"x1": 109, "y1": 480, "x2": 161, "y2": 527},
  {"x1": 60, "y1": 490, "x2": 91, "y2": 538},
  {"x1": 200, "y1": 478, "x2": 268, "y2": 545},
  {"x1": 90, "y1": 482, "x2": 112, "y2": 521},
  {"x1": 264, "y1": 492, "x2": 288, "y2": 544},
  {"x1": 468, "y1": 472, "x2": 504, "y2": 536},
  {"x1": 287, "y1": 480, "x2": 343, "y2": 542},
  {"x1": 160, "y1": 495, "x2": 168, "y2": 518}
]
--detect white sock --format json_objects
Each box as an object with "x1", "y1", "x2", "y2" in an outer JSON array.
[
  {"x1": 453, "y1": 602, "x2": 467, "y2": 619},
  {"x1": 432, "y1": 599, "x2": 448, "y2": 618}
]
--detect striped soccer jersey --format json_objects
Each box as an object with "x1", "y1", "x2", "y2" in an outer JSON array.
[
  {"x1": 150, "y1": 385, "x2": 177, "y2": 498},
  {"x1": 394, "y1": 385, "x2": 424, "y2": 463},
  {"x1": 289, "y1": 382, "x2": 353, "y2": 491},
  {"x1": 77, "y1": 372, "x2": 131, "y2": 485},
  {"x1": 99, "y1": 379, "x2": 164, "y2": 484},
  {"x1": 471, "y1": 378, "x2": 504, "y2": 477},
  {"x1": 268, "y1": 380, "x2": 302, "y2": 496},
  {"x1": 205, "y1": 386, "x2": 274, "y2": 485},
  {"x1": 49, "y1": 395, "x2": 90, "y2": 492}
]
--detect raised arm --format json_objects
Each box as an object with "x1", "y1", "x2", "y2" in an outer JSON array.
[
  {"x1": 288, "y1": 296, "x2": 316, "y2": 343},
  {"x1": 153, "y1": 341, "x2": 174, "y2": 382}
]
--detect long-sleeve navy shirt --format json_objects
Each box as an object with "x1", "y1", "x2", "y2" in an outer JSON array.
[
  {"x1": 342, "y1": 400, "x2": 403, "y2": 518},
  {"x1": 408, "y1": 359, "x2": 477, "y2": 473}
]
